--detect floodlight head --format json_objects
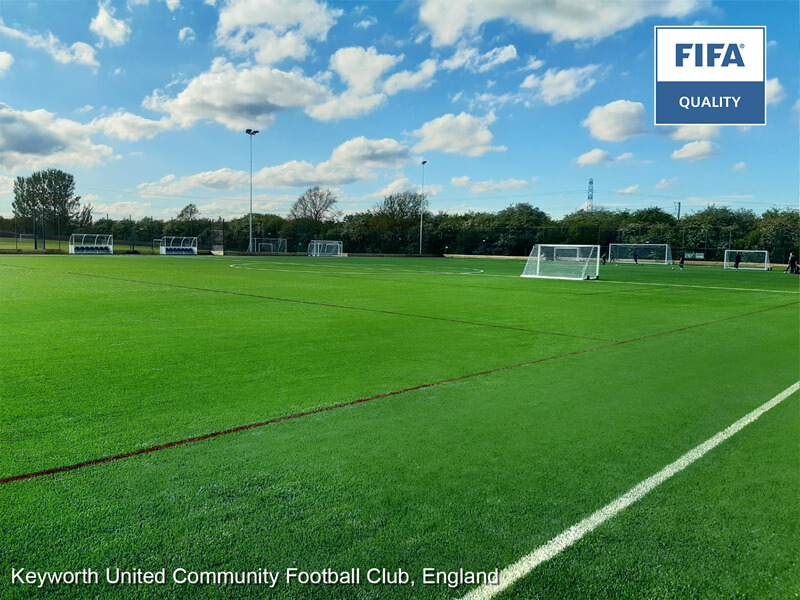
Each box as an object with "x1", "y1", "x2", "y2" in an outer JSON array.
[
  {"x1": 246, "y1": 128, "x2": 252, "y2": 134},
  {"x1": 421, "y1": 160, "x2": 428, "y2": 165}
]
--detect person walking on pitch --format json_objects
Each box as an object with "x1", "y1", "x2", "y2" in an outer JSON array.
[
  {"x1": 679, "y1": 254, "x2": 685, "y2": 270},
  {"x1": 734, "y1": 251, "x2": 742, "y2": 270},
  {"x1": 633, "y1": 250, "x2": 639, "y2": 265}
]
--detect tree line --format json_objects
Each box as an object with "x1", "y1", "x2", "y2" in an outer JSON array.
[{"x1": 4, "y1": 169, "x2": 798, "y2": 261}]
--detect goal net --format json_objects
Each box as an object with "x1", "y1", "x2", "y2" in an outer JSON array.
[
  {"x1": 608, "y1": 243, "x2": 673, "y2": 265},
  {"x1": 521, "y1": 244, "x2": 600, "y2": 280},
  {"x1": 308, "y1": 240, "x2": 343, "y2": 257},
  {"x1": 723, "y1": 249, "x2": 770, "y2": 270},
  {"x1": 69, "y1": 234, "x2": 113, "y2": 255},
  {"x1": 160, "y1": 236, "x2": 198, "y2": 255},
  {"x1": 254, "y1": 238, "x2": 287, "y2": 253}
]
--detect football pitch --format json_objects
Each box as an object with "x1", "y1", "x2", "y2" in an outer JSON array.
[{"x1": 1, "y1": 254, "x2": 798, "y2": 599}]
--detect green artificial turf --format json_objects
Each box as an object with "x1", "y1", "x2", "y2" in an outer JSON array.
[{"x1": 0, "y1": 255, "x2": 797, "y2": 599}]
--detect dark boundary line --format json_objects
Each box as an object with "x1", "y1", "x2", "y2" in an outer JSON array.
[
  {"x1": 2, "y1": 300, "x2": 795, "y2": 485},
  {"x1": 61, "y1": 270, "x2": 617, "y2": 342}
]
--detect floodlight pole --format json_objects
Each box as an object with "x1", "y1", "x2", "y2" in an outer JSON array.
[
  {"x1": 419, "y1": 159, "x2": 427, "y2": 255},
  {"x1": 246, "y1": 128, "x2": 259, "y2": 252}
]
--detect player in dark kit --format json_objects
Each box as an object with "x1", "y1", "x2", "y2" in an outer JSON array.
[
  {"x1": 679, "y1": 254, "x2": 685, "y2": 270},
  {"x1": 633, "y1": 251, "x2": 639, "y2": 265},
  {"x1": 734, "y1": 252, "x2": 742, "y2": 270},
  {"x1": 785, "y1": 253, "x2": 798, "y2": 274}
]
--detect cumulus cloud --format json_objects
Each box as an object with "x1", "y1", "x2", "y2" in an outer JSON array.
[
  {"x1": 215, "y1": 0, "x2": 343, "y2": 64},
  {"x1": 305, "y1": 90, "x2": 386, "y2": 121},
  {"x1": 441, "y1": 44, "x2": 517, "y2": 72},
  {"x1": 412, "y1": 111, "x2": 505, "y2": 157},
  {"x1": 614, "y1": 184, "x2": 639, "y2": 194},
  {"x1": 766, "y1": 77, "x2": 785, "y2": 105},
  {"x1": 582, "y1": 99, "x2": 646, "y2": 142},
  {"x1": 383, "y1": 59, "x2": 436, "y2": 95},
  {"x1": 90, "y1": 1, "x2": 131, "y2": 46},
  {"x1": 0, "y1": 51, "x2": 13, "y2": 76},
  {"x1": 450, "y1": 175, "x2": 470, "y2": 187},
  {"x1": 470, "y1": 178, "x2": 529, "y2": 193},
  {"x1": 0, "y1": 103, "x2": 114, "y2": 173},
  {"x1": 576, "y1": 148, "x2": 611, "y2": 166},
  {"x1": 655, "y1": 177, "x2": 676, "y2": 189},
  {"x1": 671, "y1": 140, "x2": 715, "y2": 162},
  {"x1": 732, "y1": 161, "x2": 746, "y2": 170},
  {"x1": 0, "y1": 18, "x2": 98, "y2": 68},
  {"x1": 144, "y1": 58, "x2": 326, "y2": 130},
  {"x1": 418, "y1": 0, "x2": 701, "y2": 46},
  {"x1": 88, "y1": 111, "x2": 173, "y2": 141},
  {"x1": 354, "y1": 17, "x2": 377, "y2": 29},
  {"x1": 329, "y1": 46, "x2": 402, "y2": 94},
  {"x1": 520, "y1": 55, "x2": 544, "y2": 71},
  {"x1": 136, "y1": 136, "x2": 409, "y2": 196},
  {"x1": 671, "y1": 125, "x2": 719, "y2": 140},
  {"x1": 521, "y1": 65, "x2": 599, "y2": 105},
  {"x1": 178, "y1": 27, "x2": 195, "y2": 43}
]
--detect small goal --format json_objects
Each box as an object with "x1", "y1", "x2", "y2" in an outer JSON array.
[
  {"x1": 254, "y1": 238, "x2": 287, "y2": 253},
  {"x1": 521, "y1": 244, "x2": 600, "y2": 280},
  {"x1": 609, "y1": 243, "x2": 673, "y2": 265},
  {"x1": 308, "y1": 240, "x2": 343, "y2": 257},
  {"x1": 160, "y1": 236, "x2": 198, "y2": 255},
  {"x1": 69, "y1": 234, "x2": 113, "y2": 255},
  {"x1": 723, "y1": 249, "x2": 770, "y2": 270}
]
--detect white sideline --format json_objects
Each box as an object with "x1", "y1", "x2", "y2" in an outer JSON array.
[{"x1": 460, "y1": 381, "x2": 800, "y2": 600}]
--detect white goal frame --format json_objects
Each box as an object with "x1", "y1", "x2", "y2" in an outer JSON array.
[
  {"x1": 308, "y1": 240, "x2": 343, "y2": 257},
  {"x1": 159, "y1": 236, "x2": 198, "y2": 255},
  {"x1": 723, "y1": 249, "x2": 770, "y2": 270},
  {"x1": 521, "y1": 244, "x2": 600, "y2": 280},
  {"x1": 69, "y1": 234, "x2": 113, "y2": 255},
  {"x1": 608, "y1": 243, "x2": 673, "y2": 265},
  {"x1": 254, "y1": 238, "x2": 287, "y2": 253}
]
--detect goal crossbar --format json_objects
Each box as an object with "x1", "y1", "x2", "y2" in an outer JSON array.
[
  {"x1": 609, "y1": 243, "x2": 673, "y2": 265},
  {"x1": 521, "y1": 244, "x2": 600, "y2": 280},
  {"x1": 308, "y1": 240, "x2": 343, "y2": 257},
  {"x1": 723, "y1": 249, "x2": 770, "y2": 270}
]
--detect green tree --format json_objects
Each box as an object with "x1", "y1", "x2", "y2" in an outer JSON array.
[
  {"x1": 289, "y1": 187, "x2": 339, "y2": 224},
  {"x1": 12, "y1": 169, "x2": 88, "y2": 234}
]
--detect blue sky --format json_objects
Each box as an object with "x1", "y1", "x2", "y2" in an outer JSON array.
[{"x1": 1, "y1": 0, "x2": 798, "y2": 220}]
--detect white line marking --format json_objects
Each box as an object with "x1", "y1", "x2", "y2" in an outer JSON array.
[
  {"x1": 460, "y1": 381, "x2": 800, "y2": 600},
  {"x1": 600, "y1": 279, "x2": 799, "y2": 294},
  {"x1": 229, "y1": 261, "x2": 484, "y2": 276}
]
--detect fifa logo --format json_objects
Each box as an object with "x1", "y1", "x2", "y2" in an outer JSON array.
[{"x1": 675, "y1": 43, "x2": 745, "y2": 67}]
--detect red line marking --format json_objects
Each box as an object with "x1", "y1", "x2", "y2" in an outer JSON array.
[{"x1": 1, "y1": 297, "x2": 794, "y2": 485}]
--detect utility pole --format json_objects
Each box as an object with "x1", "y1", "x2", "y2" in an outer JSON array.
[{"x1": 586, "y1": 178, "x2": 594, "y2": 211}]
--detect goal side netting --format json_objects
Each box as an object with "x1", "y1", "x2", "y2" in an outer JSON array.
[
  {"x1": 608, "y1": 243, "x2": 673, "y2": 265},
  {"x1": 521, "y1": 244, "x2": 600, "y2": 280},
  {"x1": 254, "y1": 238, "x2": 287, "y2": 253},
  {"x1": 308, "y1": 240, "x2": 343, "y2": 257},
  {"x1": 723, "y1": 249, "x2": 770, "y2": 270}
]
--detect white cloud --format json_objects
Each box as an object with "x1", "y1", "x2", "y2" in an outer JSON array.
[
  {"x1": 0, "y1": 51, "x2": 13, "y2": 76},
  {"x1": 329, "y1": 46, "x2": 402, "y2": 94},
  {"x1": 144, "y1": 58, "x2": 327, "y2": 130},
  {"x1": 88, "y1": 111, "x2": 173, "y2": 141},
  {"x1": 215, "y1": 0, "x2": 343, "y2": 64},
  {"x1": 766, "y1": 77, "x2": 785, "y2": 105},
  {"x1": 75, "y1": 104, "x2": 95, "y2": 113},
  {"x1": 671, "y1": 125, "x2": 720, "y2": 140},
  {"x1": 305, "y1": 90, "x2": 386, "y2": 121},
  {"x1": 90, "y1": 1, "x2": 131, "y2": 46},
  {"x1": 94, "y1": 200, "x2": 155, "y2": 220},
  {"x1": 450, "y1": 175, "x2": 470, "y2": 187},
  {"x1": 671, "y1": 140, "x2": 715, "y2": 162},
  {"x1": 178, "y1": 27, "x2": 195, "y2": 43},
  {"x1": 615, "y1": 152, "x2": 633, "y2": 162},
  {"x1": 582, "y1": 99, "x2": 646, "y2": 142},
  {"x1": 165, "y1": 0, "x2": 180, "y2": 10},
  {"x1": 614, "y1": 184, "x2": 639, "y2": 194},
  {"x1": 136, "y1": 136, "x2": 409, "y2": 196},
  {"x1": 412, "y1": 111, "x2": 505, "y2": 157},
  {"x1": 418, "y1": 0, "x2": 702, "y2": 46},
  {"x1": 732, "y1": 161, "x2": 746, "y2": 170},
  {"x1": 469, "y1": 178, "x2": 529, "y2": 193},
  {"x1": 520, "y1": 65, "x2": 599, "y2": 105},
  {"x1": 0, "y1": 103, "x2": 114, "y2": 173},
  {"x1": 0, "y1": 18, "x2": 98, "y2": 68},
  {"x1": 442, "y1": 44, "x2": 517, "y2": 72},
  {"x1": 355, "y1": 17, "x2": 377, "y2": 29},
  {"x1": 370, "y1": 176, "x2": 441, "y2": 198},
  {"x1": 655, "y1": 177, "x2": 676, "y2": 189},
  {"x1": 382, "y1": 59, "x2": 436, "y2": 95},
  {"x1": 576, "y1": 148, "x2": 611, "y2": 166},
  {"x1": 521, "y1": 55, "x2": 544, "y2": 71}
]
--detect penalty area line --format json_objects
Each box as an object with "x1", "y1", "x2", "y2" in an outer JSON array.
[{"x1": 459, "y1": 381, "x2": 800, "y2": 600}]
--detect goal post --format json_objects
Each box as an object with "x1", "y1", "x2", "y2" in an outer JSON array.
[
  {"x1": 723, "y1": 249, "x2": 770, "y2": 270},
  {"x1": 159, "y1": 236, "x2": 198, "y2": 255},
  {"x1": 608, "y1": 243, "x2": 673, "y2": 265},
  {"x1": 69, "y1": 234, "x2": 113, "y2": 255},
  {"x1": 254, "y1": 238, "x2": 287, "y2": 253},
  {"x1": 308, "y1": 240, "x2": 343, "y2": 257},
  {"x1": 521, "y1": 244, "x2": 600, "y2": 280}
]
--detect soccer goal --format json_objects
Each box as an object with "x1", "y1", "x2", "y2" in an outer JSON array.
[
  {"x1": 254, "y1": 238, "x2": 287, "y2": 253},
  {"x1": 160, "y1": 236, "x2": 198, "y2": 255},
  {"x1": 521, "y1": 244, "x2": 600, "y2": 280},
  {"x1": 69, "y1": 234, "x2": 113, "y2": 255},
  {"x1": 308, "y1": 240, "x2": 343, "y2": 257},
  {"x1": 608, "y1": 243, "x2": 673, "y2": 265},
  {"x1": 723, "y1": 249, "x2": 771, "y2": 270}
]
